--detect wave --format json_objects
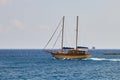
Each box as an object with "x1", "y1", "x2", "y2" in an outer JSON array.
[{"x1": 90, "y1": 58, "x2": 120, "y2": 62}]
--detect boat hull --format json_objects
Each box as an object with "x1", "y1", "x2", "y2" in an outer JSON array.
[{"x1": 51, "y1": 52, "x2": 91, "y2": 59}]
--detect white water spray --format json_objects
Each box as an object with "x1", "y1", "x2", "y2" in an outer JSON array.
[{"x1": 90, "y1": 58, "x2": 120, "y2": 61}]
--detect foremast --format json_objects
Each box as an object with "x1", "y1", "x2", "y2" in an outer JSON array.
[
  {"x1": 76, "y1": 16, "x2": 79, "y2": 50},
  {"x1": 61, "y1": 16, "x2": 65, "y2": 52}
]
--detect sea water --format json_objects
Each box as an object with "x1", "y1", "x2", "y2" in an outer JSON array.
[{"x1": 0, "y1": 49, "x2": 120, "y2": 80}]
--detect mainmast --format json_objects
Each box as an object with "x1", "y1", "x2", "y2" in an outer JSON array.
[
  {"x1": 76, "y1": 16, "x2": 79, "y2": 50},
  {"x1": 61, "y1": 16, "x2": 65, "y2": 52}
]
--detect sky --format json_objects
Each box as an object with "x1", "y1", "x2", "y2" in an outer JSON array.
[{"x1": 0, "y1": 0, "x2": 120, "y2": 49}]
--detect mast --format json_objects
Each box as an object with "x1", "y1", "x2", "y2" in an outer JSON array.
[
  {"x1": 61, "y1": 16, "x2": 65, "y2": 52},
  {"x1": 76, "y1": 16, "x2": 79, "y2": 50}
]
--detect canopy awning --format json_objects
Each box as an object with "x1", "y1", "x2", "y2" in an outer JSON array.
[
  {"x1": 77, "y1": 46, "x2": 89, "y2": 49},
  {"x1": 62, "y1": 47, "x2": 74, "y2": 49}
]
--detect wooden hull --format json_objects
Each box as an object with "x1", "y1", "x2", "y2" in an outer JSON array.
[{"x1": 51, "y1": 52, "x2": 91, "y2": 59}]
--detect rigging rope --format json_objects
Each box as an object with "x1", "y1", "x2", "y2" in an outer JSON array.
[
  {"x1": 52, "y1": 29, "x2": 62, "y2": 49},
  {"x1": 43, "y1": 19, "x2": 62, "y2": 49}
]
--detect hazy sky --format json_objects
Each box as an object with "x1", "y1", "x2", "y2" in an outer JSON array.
[{"x1": 0, "y1": 0, "x2": 120, "y2": 49}]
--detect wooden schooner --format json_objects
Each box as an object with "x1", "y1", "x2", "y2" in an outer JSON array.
[{"x1": 46, "y1": 16, "x2": 91, "y2": 59}]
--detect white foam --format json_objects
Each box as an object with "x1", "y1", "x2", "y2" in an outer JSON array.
[{"x1": 90, "y1": 58, "x2": 120, "y2": 62}]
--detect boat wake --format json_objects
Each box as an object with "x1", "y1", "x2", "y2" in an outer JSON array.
[{"x1": 90, "y1": 58, "x2": 120, "y2": 62}]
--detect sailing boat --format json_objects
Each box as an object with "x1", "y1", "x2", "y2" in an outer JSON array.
[{"x1": 47, "y1": 16, "x2": 91, "y2": 59}]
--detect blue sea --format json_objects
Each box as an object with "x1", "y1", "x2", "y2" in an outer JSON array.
[{"x1": 0, "y1": 49, "x2": 120, "y2": 80}]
